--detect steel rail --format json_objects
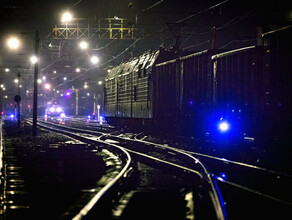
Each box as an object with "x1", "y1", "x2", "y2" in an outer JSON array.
[
  {"x1": 26, "y1": 119, "x2": 132, "y2": 220},
  {"x1": 33, "y1": 119, "x2": 226, "y2": 220}
]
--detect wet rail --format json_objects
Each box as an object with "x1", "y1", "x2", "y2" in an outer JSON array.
[
  {"x1": 35, "y1": 117, "x2": 292, "y2": 219},
  {"x1": 31, "y1": 118, "x2": 227, "y2": 219}
]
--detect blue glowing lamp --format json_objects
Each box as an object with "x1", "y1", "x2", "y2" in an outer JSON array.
[{"x1": 218, "y1": 121, "x2": 229, "y2": 132}]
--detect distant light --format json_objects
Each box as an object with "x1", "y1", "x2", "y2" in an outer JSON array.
[
  {"x1": 10, "y1": 114, "x2": 14, "y2": 119},
  {"x1": 14, "y1": 79, "x2": 19, "y2": 84},
  {"x1": 30, "y1": 56, "x2": 38, "y2": 64},
  {"x1": 91, "y1": 56, "x2": 99, "y2": 64},
  {"x1": 188, "y1": 99, "x2": 194, "y2": 106},
  {"x1": 50, "y1": 107, "x2": 55, "y2": 112},
  {"x1": 5, "y1": 68, "x2": 10, "y2": 72},
  {"x1": 61, "y1": 12, "x2": 73, "y2": 22},
  {"x1": 56, "y1": 107, "x2": 62, "y2": 112},
  {"x1": 218, "y1": 121, "x2": 229, "y2": 132},
  {"x1": 56, "y1": 90, "x2": 60, "y2": 94},
  {"x1": 53, "y1": 70, "x2": 57, "y2": 74},
  {"x1": 87, "y1": 93, "x2": 90, "y2": 96},
  {"x1": 64, "y1": 89, "x2": 72, "y2": 98},
  {"x1": 37, "y1": 79, "x2": 42, "y2": 84},
  {"x1": 44, "y1": 83, "x2": 51, "y2": 89},
  {"x1": 42, "y1": 76, "x2": 46, "y2": 80},
  {"x1": 63, "y1": 77, "x2": 67, "y2": 81},
  {"x1": 84, "y1": 84, "x2": 88, "y2": 89},
  {"x1": 107, "y1": 69, "x2": 111, "y2": 73},
  {"x1": 60, "y1": 113, "x2": 66, "y2": 118},
  {"x1": 220, "y1": 172, "x2": 227, "y2": 180},
  {"x1": 0, "y1": 84, "x2": 3, "y2": 88},
  {"x1": 87, "y1": 115, "x2": 91, "y2": 119},
  {"x1": 98, "y1": 81, "x2": 102, "y2": 85},
  {"x1": 76, "y1": 68, "x2": 80, "y2": 72},
  {"x1": 79, "y1": 41, "x2": 88, "y2": 50},
  {"x1": 7, "y1": 37, "x2": 20, "y2": 49}
]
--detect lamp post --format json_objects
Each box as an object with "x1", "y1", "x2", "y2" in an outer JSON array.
[
  {"x1": 32, "y1": 30, "x2": 40, "y2": 136},
  {"x1": 16, "y1": 72, "x2": 21, "y2": 129}
]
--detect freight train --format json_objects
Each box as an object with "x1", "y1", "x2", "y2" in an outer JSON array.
[{"x1": 104, "y1": 26, "x2": 291, "y2": 143}]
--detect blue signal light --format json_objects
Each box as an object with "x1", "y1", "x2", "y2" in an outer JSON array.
[
  {"x1": 218, "y1": 121, "x2": 230, "y2": 132},
  {"x1": 220, "y1": 172, "x2": 227, "y2": 180}
]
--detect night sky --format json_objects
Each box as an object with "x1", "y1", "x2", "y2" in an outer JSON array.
[{"x1": 0, "y1": 0, "x2": 290, "y2": 99}]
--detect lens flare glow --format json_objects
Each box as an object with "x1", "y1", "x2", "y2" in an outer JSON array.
[{"x1": 218, "y1": 121, "x2": 229, "y2": 132}]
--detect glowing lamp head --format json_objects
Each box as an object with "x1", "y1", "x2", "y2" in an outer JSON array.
[
  {"x1": 61, "y1": 12, "x2": 72, "y2": 22},
  {"x1": 49, "y1": 107, "x2": 55, "y2": 113},
  {"x1": 7, "y1": 37, "x2": 20, "y2": 49},
  {"x1": 218, "y1": 121, "x2": 229, "y2": 132}
]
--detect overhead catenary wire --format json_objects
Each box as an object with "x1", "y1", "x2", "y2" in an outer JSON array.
[
  {"x1": 141, "y1": 0, "x2": 164, "y2": 12},
  {"x1": 55, "y1": 37, "x2": 141, "y2": 88},
  {"x1": 175, "y1": 0, "x2": 229, "y2": 24}
]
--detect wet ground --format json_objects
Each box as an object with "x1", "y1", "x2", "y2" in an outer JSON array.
[{"x1": 1, "y1": 121, "x2": 106, "y2": 219}]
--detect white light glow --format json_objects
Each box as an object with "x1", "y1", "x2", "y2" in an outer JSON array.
[
  {"x1": 7, "y1": 37, "x2": 20, "y2": 49},
  {"x1": 79, "y1": 41, "x2": 88, "y2": 50},
  {"x1": 91, "y1": 56, "x2": 99, "y2": 64},
  {"x1": 30, "y1": 56, "x2": 38, "y2": 64},
  {"x1": 61, "y1": 12, "x2": 72, "y2": 22},
  {"x1": 44, "y1": 83, "x2": 51, "y2": 89}
]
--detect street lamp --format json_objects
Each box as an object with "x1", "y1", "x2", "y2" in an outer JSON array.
[
  {"x1": 61, "y1": 12, "x2": 73, "y2": 22},
  {"x1": 91, "y1": 56, "x2": 99, "y2": 64},
  {"x1": 79, "y1": 41, "x2": 88, "y2": 50},
  {"x1": 30, "y1": 56, "x2": 38, "y2": 64},
  {"x1": 44, "y1": 83, "x2": 51, "y2": 90},
  {"x1": 7, "y1": 37, "x2": 20, "y2": 49}
]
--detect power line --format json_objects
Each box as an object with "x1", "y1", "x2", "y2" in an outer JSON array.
[
  {"x1": 175, "y1": 0, "x2": 229, "y2": 24},
  {"x1": 219, "y1": 38, "x2": 259, "y2": 49},
  {"x1": 55, "y1": 38, "x2": 141, "y2": 88},
  {"x1": 141, "y1": 0, "x2": 164, "y2": 12}
]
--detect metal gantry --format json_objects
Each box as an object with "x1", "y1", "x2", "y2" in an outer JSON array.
[{"x1": 47, "y1": 18, "x2": 139, "y2": 40}]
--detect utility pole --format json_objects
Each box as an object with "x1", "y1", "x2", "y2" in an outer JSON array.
[
  {"x1": 16, "y1": 72, "x2": 21, "y2": 129},
  {"x1": 75, "y1": 88, "x2": 79, "y2": 116},
  {"x1": 211, "y1": 26, "x2": 217, "y2": 49},
  {"x1": 32, "y1": 30, "x2": 40, "y2": 136}
]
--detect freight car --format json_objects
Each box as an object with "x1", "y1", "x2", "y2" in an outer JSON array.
[{"x1": 104, "y1": 26, "x2": 291, "y2": 142}]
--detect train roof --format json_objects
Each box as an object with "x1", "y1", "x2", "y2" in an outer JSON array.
[{"x1": 105, "y1": 48, "x2": 188, "y2": 80}]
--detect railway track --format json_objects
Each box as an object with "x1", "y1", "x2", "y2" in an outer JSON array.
[
  {"x1": 23, "y1": 118, "x2": 227, "y2": 219},
  {"x1": 36, "y1": 117, "x2": 292, "y2": 219}
]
